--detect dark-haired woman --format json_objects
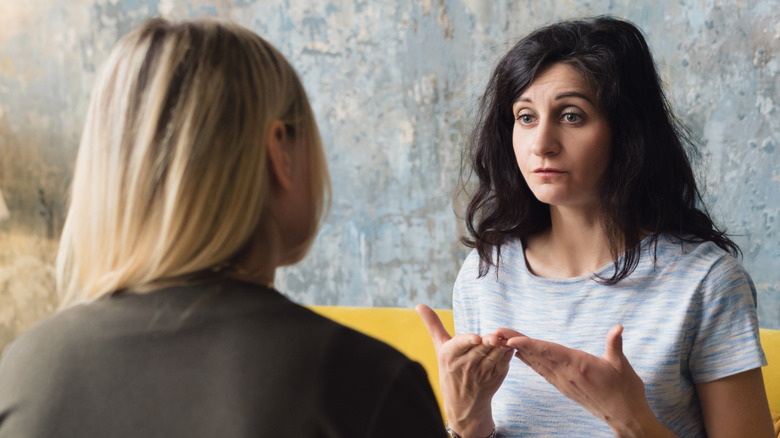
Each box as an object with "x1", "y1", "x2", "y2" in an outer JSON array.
[{"x1": 418, "y1": 16, "x2": 774, "y2": 438}]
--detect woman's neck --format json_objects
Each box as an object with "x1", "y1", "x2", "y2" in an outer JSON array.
[
  {"x1": 524, "y1": 205, "x2": 614, "y2": 279},
  {"x1": 221, "y1": 224, "x2": 280, "y2": 288}
]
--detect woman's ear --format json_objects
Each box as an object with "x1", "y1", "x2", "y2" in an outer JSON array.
[{"x1": 266, "y1": 120, "x2": 293, "y2": 191}]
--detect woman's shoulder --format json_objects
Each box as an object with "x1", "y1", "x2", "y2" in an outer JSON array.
[
  {"x1": 0, "y1": 284, "x2": 423, "y2": 399},
  {"x1": 2, "y1": 298, "x2": 102, "y2": 357},
  {"x1": 457, "y1": 238, "x2": 525, "y2": 275},
  {"x1": 307, "y1": 315, "x2": 445, "y2": 436},
  {"x1": 650, "y1": 233, "x2": 736, "y2": 263},
  {"x1": 647, "y1": 233, "x2": 750, "y2": 284},
  {"x1": 0, "y1": 299, "x2": 104, "y2": 395},
  {"x1": 0, "y1": 281, "x2": 406, "y2": 368},
  {"x1": 311, "y1": 309, "x2": 418, "y2": 371}
]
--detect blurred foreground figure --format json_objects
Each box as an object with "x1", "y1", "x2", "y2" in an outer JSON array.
[{"x1": 0, "y1": 18, "x2": 445, "y2": 438}]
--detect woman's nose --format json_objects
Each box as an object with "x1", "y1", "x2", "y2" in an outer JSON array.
[{"x1": 531, "y1": 120, "x2": 560, "y2": 157}]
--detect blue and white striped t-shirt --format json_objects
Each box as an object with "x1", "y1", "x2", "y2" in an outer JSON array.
[{"x1": 453, "y1": 234, "x2": 766, "y2": 437}]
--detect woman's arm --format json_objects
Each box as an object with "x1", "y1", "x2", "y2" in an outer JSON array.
[
  {"x1": 697, "y1": 368, "x2": 775, "y2": 438},
  {"x1": 501, "y1": 325, "x2": 679, "y2": 438},
  {"x1": 416, "y1": 304, "x2": 513, "y2": 438},
  {"x1": 502, "y1": 325, "x2": 776, "y2": 437}
]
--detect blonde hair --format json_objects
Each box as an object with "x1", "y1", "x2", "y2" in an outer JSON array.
[{"x1": 57, "y1": 18, "x2": 330, "y2": 305}]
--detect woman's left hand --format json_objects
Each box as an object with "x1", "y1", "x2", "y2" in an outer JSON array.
[{"x1": 497, "y1": 325, "x2": 677, "y2": 438}]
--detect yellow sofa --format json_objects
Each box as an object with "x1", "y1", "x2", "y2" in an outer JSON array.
[{"x1": 310, "y1": 306, "x2": 780, "y2": 433}]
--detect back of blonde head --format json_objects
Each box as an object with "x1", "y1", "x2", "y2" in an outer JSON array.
[{"x1": 57, "y1": 18, "x2": 330, "y2": 305}]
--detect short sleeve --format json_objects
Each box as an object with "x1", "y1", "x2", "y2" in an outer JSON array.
[{"x1": 689, "y1": 255, "x2": 767, "y2": 383}]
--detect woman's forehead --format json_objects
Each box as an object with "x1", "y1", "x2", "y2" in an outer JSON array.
[{"x1": 517, "y1": 63, "x2": 597, "y2": 104}]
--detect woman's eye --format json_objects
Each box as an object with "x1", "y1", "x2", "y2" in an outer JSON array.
[
  {"x1": 516, "y1": 114, "x2": 534, "y2": 124},
  {"x1": 562, "y1": 112, "x2": 582, "y2": 123}
]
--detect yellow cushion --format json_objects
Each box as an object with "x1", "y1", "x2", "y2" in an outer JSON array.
[
  {"x1": 309, "y1": 306, "x2": 454, "y2": 419},
  {"x1": 761, "y1": 328, "x2": 780, "y2": 414}
]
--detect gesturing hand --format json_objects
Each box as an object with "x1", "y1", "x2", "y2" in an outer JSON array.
[
  {"x1": 498, "y1": 325, "x2": 674, "y2": 437},
  {"x1": 416, "y1": 304, "x2": 514, "y2": 438}
]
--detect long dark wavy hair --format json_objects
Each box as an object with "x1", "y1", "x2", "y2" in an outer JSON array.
[{"x1": 461, "y1": 16, "x2": 739, "y2": 284}]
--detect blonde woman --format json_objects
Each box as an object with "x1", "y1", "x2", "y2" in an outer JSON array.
[{"x1": 0, "y1": 19, "x2": 445, "y2": 438}]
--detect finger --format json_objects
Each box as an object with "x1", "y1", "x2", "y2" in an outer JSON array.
[
  {"x1": 514, "y1": 349, "x2": 559, "y2": 386},
  {"x1": 494, "y1": 327, "x2": 526, "y2": 340},
  {"x1": 481, "y1": 337, "x2": 515, "y2": 369},
  {"x1": 508, "y1": 337, "x2": 570, "y2": 368},
  {"x1": 482, "y1": 333, "x2": 507, "y2": 348},
  {"x1": 603, "y1": 324, "x2": 624, "y2": 364},
  {"x1": 513, "y1": 350, "x2": 536, "y2": 371},
  {"x1": 443, "y1": 333, "x2": 484, "y2": 360},
  {"x1": 415, "y1": 304, "x2": 453, "y2": 349},
  {"x1": 483, "y1": 334, "x2": 516, "y2": 353},
  {"x1": 499, "y1": 348, "x2": 515, "y2": 369},
  {"x1": 505, "y1": 335, "x2": 534, "y2": 350},
  {"x1": 463, "y1": 335, "x2": 503, "y2": 356}
]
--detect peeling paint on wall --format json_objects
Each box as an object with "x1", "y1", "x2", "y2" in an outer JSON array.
[{"x1": 1, "y1": 0, "x2": 778, "y2": 351}]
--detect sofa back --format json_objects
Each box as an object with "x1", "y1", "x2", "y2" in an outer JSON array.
[{"x1": 761, "y1": 328, "x2": 780, "y2": 413}]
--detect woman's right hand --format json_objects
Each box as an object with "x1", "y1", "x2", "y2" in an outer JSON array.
[{"x1": 415, "y1": 304, "x2": 514, "y2": 438}]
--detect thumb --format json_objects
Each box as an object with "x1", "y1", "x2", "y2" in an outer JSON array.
[
  {"x1": 415, "y1": 304, "x2": 452, "y2": 349},
  {"x1": 604, "y1": 324, "x2": 624, "y2": 364},
  {"x1": 498, "y1": 347, "x2": 515, "y2": 369}
]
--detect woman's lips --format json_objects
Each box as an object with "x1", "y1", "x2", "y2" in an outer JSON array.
[{"x1": 533, "y1": 168, "x2": 565, "y2": 177}]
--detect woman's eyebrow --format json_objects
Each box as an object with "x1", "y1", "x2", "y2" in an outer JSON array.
[
  {"x1": 554, "y1": 91, "x2": 594, "y2": 104},
  {"x1": 515, "y1": 91, "x2": 594, "y2": 104}
]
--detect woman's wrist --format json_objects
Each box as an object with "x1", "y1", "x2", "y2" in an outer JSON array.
[
  {"x1": 444, "y1": 410, "x2": 496, "y2": 438},
  {"x1": 610, "y1": 412, "x2": 678, "y2": 438},
  {"x1": 446, "y1": 421, "x2": 496, "y2": 438}
]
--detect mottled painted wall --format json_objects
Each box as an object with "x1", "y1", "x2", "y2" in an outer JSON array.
[{"x1": 0, "y1": 0, "x2": 778, "y2": 351}]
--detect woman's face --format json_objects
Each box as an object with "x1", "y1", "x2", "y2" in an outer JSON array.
[{"x1": 512, "y1": 63, "x2": 612, "y2": 212}]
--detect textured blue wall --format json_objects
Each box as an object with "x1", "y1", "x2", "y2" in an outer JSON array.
[{"x1": 0, "y1": 0, "x2": 778, "y2": 351}]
